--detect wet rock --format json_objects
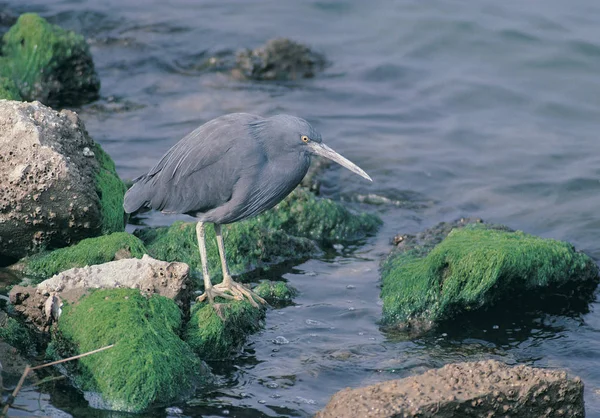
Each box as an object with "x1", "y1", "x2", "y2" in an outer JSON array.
[
  {"x1": 184, "y1": 300, "x2": 265, "y2": 360},
  {"x1": 9, "y1": 254, "x2": 191, "y2": 330},
  {"x1": 254, "y1": 280, "x2": 298, "y2": 306},
  {"x1": 17, "y1": 232, "x2": 147, "y2": 282},
  {"x1": 135, "y1": 188, "x2": 380, "y2": 282},
  {"x1": 381, "y1": 220, "x2": 599, "y2": 335},
  {"x1": 51, "y1": 288, "x2": 208, "y2": 413},
  {"x1": 0, "y1": 312, "x2": 36, "y2": 355},
  {"x1": 135, "y1": 219, "x2": 319, "y2": 283},
  {"x1": 0, "y1": 100, "x2": 126, "y2": 260},
  {"x1": 233, "y1": 38, "x2": 326, "y2": 81},
  {"x1": 0, "y1": 340, "x2": 37, "y2": 392},
  {"x1": 0, "y1": 13, "x2": 100, "y2": 107},
  {"x1": 316, "y1": 360, "x2": 584, "y2": 418}
]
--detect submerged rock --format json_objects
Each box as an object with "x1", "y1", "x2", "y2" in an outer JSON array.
[
  {"x1": 316, "y1": 360, "x2": 584, "y2": 418},
  {"x1": 234, "y1": 38, "x2": 326, "y2": 81},
  {"x1": 52, "y1": 288, "x2": 208, "y2": 413},
  {"x1": 185, "y1": 300, "x2": 265, "y2": 360},
  {"x1": 254, "y1": 280, "x2": 298, "y2": 306},
  {"x1": 0, "y1": 13, "x2": 100, "y2": 107},
  {"x1": 18, "y1": 232, "x2": 147, "y2": 282},
  {"x1": 381, "y1": 220, "x2": 599, "y2": 334},
  {"x1": 10, "y1": 254, "x2": 191, "y2": 330},
  {"x1": 0, "y1": 100, "x2": 127, "y2": 260}
]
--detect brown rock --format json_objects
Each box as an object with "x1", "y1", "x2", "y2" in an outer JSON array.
[{"x1": 316, "y1": 360, "x2": 584, "y2": 418}]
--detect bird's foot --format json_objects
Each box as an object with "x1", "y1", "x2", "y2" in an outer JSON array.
[{"x1": 197, "y1": 279, "x2": 266, "y2": 308}]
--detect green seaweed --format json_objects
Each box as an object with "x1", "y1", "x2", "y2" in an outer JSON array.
[
  {"x1": 22, "y1": 232, "x2": 146, "y2": 281},
  {"x1": 255, "y1": 188, "x2": 382, "y2": 245},
  {"x1": 57, "y1": 288, "x2": 206, "y2": 413},
  {"x1": 0, "y1": 13, "x2": 100, "y2": 107},
  {"x1": 185, "y1": 300, "x2": 265, "y2": 360},
  {"x1": 254, "y1": 280, "x2": 298, "y2": 305},
  {"x1": 381, "y1": 224, "x2": 599, "y2": 329},
  {"x1": 136, "y1": 221, "x2": 318, "y2": 282},
  {"x1": 0, "y1": 74, "x2": 21, "y2": 100},
  {"x1": 92, "y1": 143, "x2": 128, "y2": 235},
  {"x1": 0, "y1": 317, "x2": 36, "y2": 355}
]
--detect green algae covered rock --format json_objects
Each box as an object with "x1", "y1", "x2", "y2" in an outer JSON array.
[
  {"x1": 135, "y1": 188, "x2": 381, "y2": 282},
  {"x1": 0, "y1": 13, "x2": 100, "y2": 107},
  {"x1": 0, "y1": 316, "x2": 36, "y2": 355},
  {"x1": 256, "y1": 188, "x2": 382, "y2": 245},
  {"x1": 55, "y1": 288, "x2": 206, "y2": 413},
  {"x1": 185, "y1": 300, "x2": 265, "y2": 360},
  {"x1": 21, "y1": 232, "x2": 146, "y2": 281},
  {"x1": 93, "y1": 143, "x2": 129, "y2": 235},
  {"x1": 136, "y1": 220, "x2": 318, "y2": 282},
  {"x1": 254, "y1": 280, "x2": 298, "y2": 306},
  {"x1": 0, "y1": 74, "x2": 21, "y2": 100},
  {"x1": 381, "y1": 222, "x2": 599, "y2": 333}
]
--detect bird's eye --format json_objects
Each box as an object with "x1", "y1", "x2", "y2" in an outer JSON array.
[{"x1": 301, "y1": 135, "x2": 310, "y2": 143}]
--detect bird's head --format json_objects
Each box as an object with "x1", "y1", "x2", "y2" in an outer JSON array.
[{"x1": 259, "y1": 114, "x2": 372, "y2": 182}]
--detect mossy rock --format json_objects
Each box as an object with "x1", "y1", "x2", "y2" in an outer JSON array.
[
  {"x1": 136, "y1": 220, "x2": 318, "y2": 283},
  {"x1": 0, "y1": 13, "x2": 100, "y2": 107},
  {"x1": 0, "y1": 74, "x2": 21, "y2": 100},
  {"x1": 20, "y1": 232, "x2": 146, "y2": 281},
  {"x1": 381, "y1": 222, "x2": 599, "y2": 333},
  {"x1": 255, "y1": 187, "x2": 382, "y2": 245},
  {"x1": 55, "y1": 288, "x2": 207, "y2": 413},
  {"x1": 135, "y1": 188, "x2": 380, "y2": 282},
  {"x1": 254, "y1": 280, "x2": 298, "y2": 306},
  {"x1": 93, "y1": 142, "x2": 128, "y2": 235},
  {"x1": 185, "y1": 300, "x2": 265, "y2": 360},
  {"x1": 0, "y1": 316, "x2": 36, "y2": 355}
]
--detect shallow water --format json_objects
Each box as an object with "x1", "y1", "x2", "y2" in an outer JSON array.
[{"x1": 4, "y1": 0, "x2": 600, "y2": 416}]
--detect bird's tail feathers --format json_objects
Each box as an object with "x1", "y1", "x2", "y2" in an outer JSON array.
[{"x1": 123, "y1": 176, "x2": 151, "y2": 213}]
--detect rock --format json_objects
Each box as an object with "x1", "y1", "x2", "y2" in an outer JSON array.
[
  {"x1": 136, "y1": 219, "x2": 319, "y2": 283},
  {"x1": 0, "y1": 340, "x2": 37, "y2": 391},
  {"x1": 316, "y1": 360, "x2": 584, "y2": 418},
  {"x1": 253, "y1": 280, "x2": 298, "y2": 306},
  {"x1": 0, "y1": 314, "x2": 36, "y2": 355},
  {"x1": 0, "y1": 13, "x2": 100, "y2": 107},
  {"x1": 9, "y1": 254, "x2": 191, "y2": 329},
  {"x1": 381, "y1": 220, "x2": 599, "y2": 334},
  {"x1": 51, "y1": 288, "x2": 208, "y2": 413},
  {"x1": 135, "y1": 188, "x2": 380, "y2": 282},
  {"x1": 184, "y1": 300, "x2": 265, "y2": 360},
  {"x1": 18, "y1": 232, "x2": 147, "y2": 282},
  {"x1": 0, "y1": 100, "x2": 126, "y2": 260},
  {"x1": 234, "y1": 38, "x2": 326, "y2": 81}
]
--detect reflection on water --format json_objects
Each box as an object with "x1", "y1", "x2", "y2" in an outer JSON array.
[{"x1": 3, "y1": 0, "x2": 600, "y2": 416}]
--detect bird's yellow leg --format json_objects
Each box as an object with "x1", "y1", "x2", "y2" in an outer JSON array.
[
  {"x1": 196, "y1": 221, "x2": 235, "y2": 304},
  {"x1": 212, "y1": 223, "x2": 266, "y2": 308}
]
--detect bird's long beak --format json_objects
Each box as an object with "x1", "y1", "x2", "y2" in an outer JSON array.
[{"x1": 308, "y1": 142, "x2": 372, "y2": 182}]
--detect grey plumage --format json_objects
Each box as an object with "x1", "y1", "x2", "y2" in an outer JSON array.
[{"x1": 124, "y1": 112, "x2": 372, "y2": 308}]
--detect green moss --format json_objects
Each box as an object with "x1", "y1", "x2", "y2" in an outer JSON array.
[
  {"x1": 0, "y1": 75, "x2": 21, "y2": 100},
  {"x1": 254, "y1": 280, "x2": 298, "y2": 306},
  {"x1": 256, "y1": 188, "x2": 382, "y2": 245},
  {"x1": 1, "y1": 13, "x2": 100, "y2": 107},
  {"x1": 22, "y1": 232, "x2": 146, "y2": 281},
  {"x1": 381, "y1": 224, "x2": 599, "y2": 330},
  {"x1": 0, "y1": 317, "x2": 36, "y2": 355},
  {"x1": 92, "y1": 143, "x2": 127, "y2": 235},
  {"x1": 185, "y1": 300, "x2": 265, "y2": 360},
  {"x1": 57, "y1": 288, "x2": 205, "y2": 413},
  {"x1": 136, "y1": 221, "x2": 318, "y2": 282}
]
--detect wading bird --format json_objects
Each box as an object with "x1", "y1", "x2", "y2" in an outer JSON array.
[{"x1": 124, "y1": 113, "x2": 372, "y2": 307}]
